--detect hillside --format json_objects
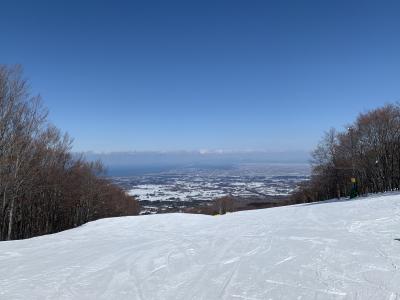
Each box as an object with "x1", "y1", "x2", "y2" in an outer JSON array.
[{"x1": 1, "y1": 193, "x2": 400, "y2": 299}]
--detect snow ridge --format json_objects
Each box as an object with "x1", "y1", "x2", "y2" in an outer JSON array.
[{"x1": 1, "y1": 193, "x2": 400, "y2": 299}]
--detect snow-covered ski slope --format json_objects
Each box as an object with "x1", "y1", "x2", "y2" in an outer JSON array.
[{"x1": 1, "y1": 193, "x2": 400, "y2": 299}]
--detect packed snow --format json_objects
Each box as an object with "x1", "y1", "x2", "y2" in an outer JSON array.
[{"x1": 1, "y1": 193, "x2": 400, "y2": 299}]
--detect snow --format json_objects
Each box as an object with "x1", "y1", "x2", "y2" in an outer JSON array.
[
  {"x1": 118, "y1": 163, "x2": 309, "y2": 202},
  {"x1": 1, "y1": 193, "x2": 400, "y2": 299},
  {"x1": 126, "y1": 180, "x2": 295, "y2": 202},
  {"x1": 127, "y1": 183, "x2": 228, "y2": 202}
]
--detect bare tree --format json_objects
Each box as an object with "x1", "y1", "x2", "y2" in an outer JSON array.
[
  {"x1": 292, "y1": 103, "x2": 400, "y2": 203},
  {"x1": 0, "y1": 65, "x2": 139, "y2": 241}
]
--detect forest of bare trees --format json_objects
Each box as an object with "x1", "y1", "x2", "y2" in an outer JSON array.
[
  {"x1": 292, "y1": 103, "x2": 400, "y2": 203},
  {"x1": 0, "y1": 65, "x2": 139, "y2": 241}
]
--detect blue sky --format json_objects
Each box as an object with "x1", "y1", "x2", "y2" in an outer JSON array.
[{"x1": 1, "y1": 0, "x2": 400, "y2": 152}]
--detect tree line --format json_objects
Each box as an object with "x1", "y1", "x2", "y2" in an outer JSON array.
[
  {"x1": 0, "y1": 65, "x2": 139, "y2": 241},
  {"x1": 292, "y1": 103, "x2": 400, "y2": 203}
]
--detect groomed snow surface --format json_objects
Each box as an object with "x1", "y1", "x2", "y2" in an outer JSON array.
[{"x1": 1, "y1": 193, "x2": 400, "y2": 299}]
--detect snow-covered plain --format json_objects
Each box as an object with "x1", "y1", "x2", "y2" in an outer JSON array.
[
  {"x1": 1, "y1": 193, "x2": 400, "y2": 299},
  {"x1": 114, "y1": 163, "x2": 310, "y2": 202}
]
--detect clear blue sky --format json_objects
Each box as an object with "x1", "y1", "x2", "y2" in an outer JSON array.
[{"x1": 1, "y1": 0, "x2": 400, "y2": 152}]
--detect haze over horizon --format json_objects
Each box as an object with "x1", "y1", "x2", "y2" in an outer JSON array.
[
  {"x1": 81, "y1": 149, "x2": 311, "y2": 168},
  {"x1": 2, "y1": 0, "x2": 400, "y2": 153}
]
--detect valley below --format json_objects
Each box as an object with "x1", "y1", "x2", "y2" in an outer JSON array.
[{"x1": 110, "y1": 163, "x2": 310, "y2": 214}]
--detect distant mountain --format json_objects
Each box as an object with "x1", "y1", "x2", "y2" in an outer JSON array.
[{"x1": 78, "y1": 150, "x2": 310, "y2": 168}]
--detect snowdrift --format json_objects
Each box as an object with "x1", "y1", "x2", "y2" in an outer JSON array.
[{"x1": 1, "y1": 193, "x2": 400, "y2": 299}]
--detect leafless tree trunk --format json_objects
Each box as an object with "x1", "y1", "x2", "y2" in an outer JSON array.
[{"x1": 0, "y1": 65, "x2": 139, "y2": 241}]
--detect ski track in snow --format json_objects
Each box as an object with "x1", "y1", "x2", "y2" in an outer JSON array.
[{"x1": 1, "y1": 193, "x2": 400, "y2": 299}]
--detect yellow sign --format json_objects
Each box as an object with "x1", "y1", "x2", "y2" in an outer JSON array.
[{"x1": 351, "y1": 177, "x2": 356, "y2": 183}]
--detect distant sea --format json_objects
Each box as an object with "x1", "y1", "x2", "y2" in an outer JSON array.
[{"x1": 105, "y1": 164, "x2": 236, "y2": 177}]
